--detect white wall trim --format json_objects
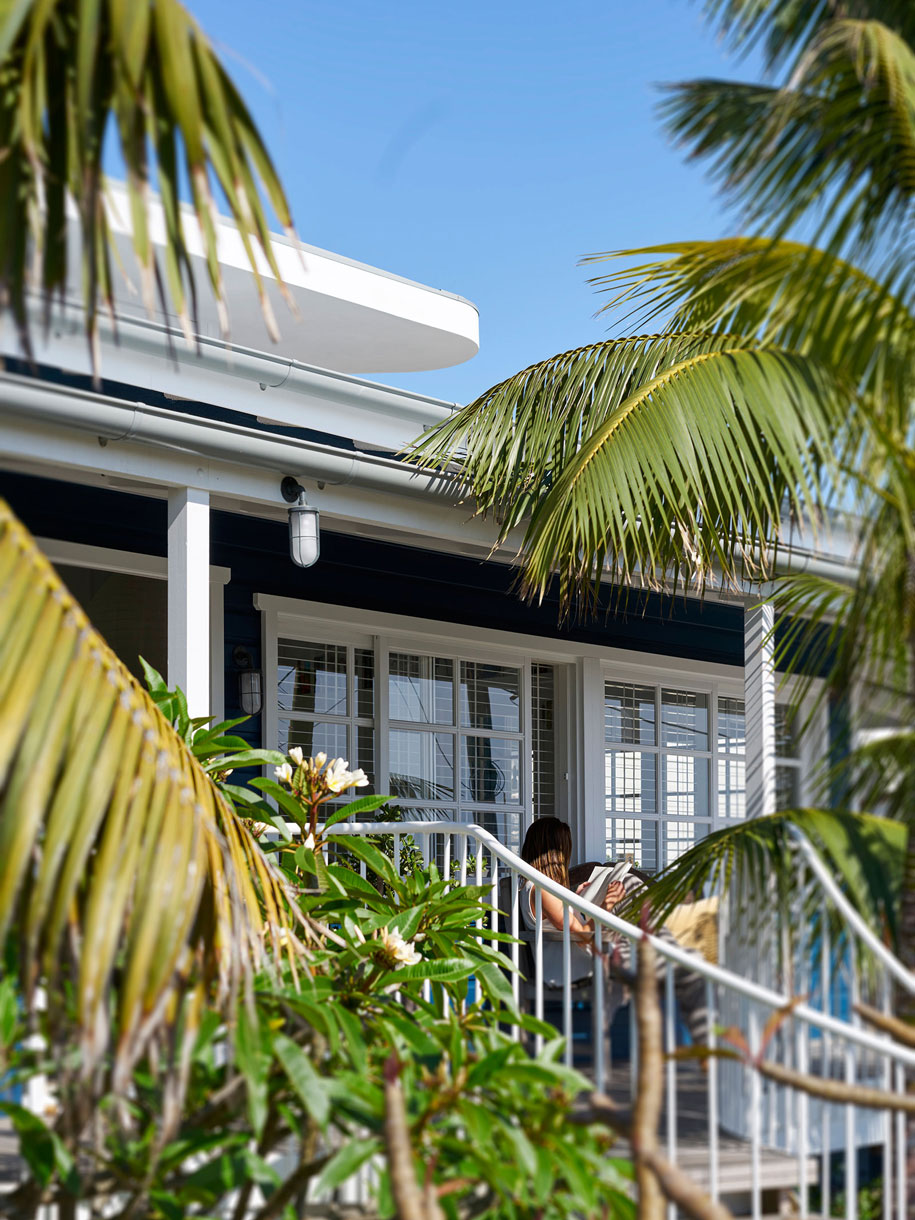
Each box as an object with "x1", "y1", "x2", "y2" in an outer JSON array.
[{"x1": 253, "y1": 592, "x2": 748, "y2": 682}]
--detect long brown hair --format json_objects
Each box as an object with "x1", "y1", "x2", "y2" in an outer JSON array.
[{"x1": 520, "y1": 817, "x2": 572, "y2": 888}]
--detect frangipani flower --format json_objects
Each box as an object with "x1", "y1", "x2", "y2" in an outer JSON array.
[
  {"x1": 289, "y1": 746, "x2": 304, "y2": 766},
  {"x1": 324, "y1": 757, "x2": 369, "y2": 794},
  {"x1": 377, "y1": 926, "x2": 421, "y2": 969},
  {"x1": 274, "y1": 761, "x2": 293, "y2": 785}
]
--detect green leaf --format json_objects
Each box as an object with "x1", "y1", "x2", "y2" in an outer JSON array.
[
  {"x1": 0, "y1": 1102, "x2": 55, "y2": 1186},
  {"x1": 273, "y1": 1032, "x2": 331, "y2": 1127},
  {"x1": 312, "y1": 1136, "x2": 380, "y2": 1195},
  {"x1": 235, "y1": 1004, "x2": 269, "y2": 1139}
]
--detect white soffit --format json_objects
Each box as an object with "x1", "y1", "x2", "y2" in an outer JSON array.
[{"x1": 64, "y1": 185, "x2": 480, "y2": 374}]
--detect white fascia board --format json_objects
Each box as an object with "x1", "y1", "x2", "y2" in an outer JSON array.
[
  {"x1": 61, "y1": 185, "x2": 480, "y2": 375},
  {"x1": 0, "y1": 309, "x2": 459, "y2": 452}
]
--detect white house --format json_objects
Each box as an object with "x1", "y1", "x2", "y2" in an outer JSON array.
[{"x1": 0, "y1": 189, "x2": 857, "y2": 871}]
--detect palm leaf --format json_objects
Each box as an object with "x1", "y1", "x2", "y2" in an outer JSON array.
[
  {"x1": 661, "y1": 20, "x2": 915, "y2": 262},
  {"x1": 0, "y1": 0, "x2": 297, "y2": 375},
  {"x1": 0, "y1": 497, "x2": 301, "y2": 1107},
  {"x1": 410, "y1": 330, "x2": 845, "y2": 610},
  {"x1": 629, "y1": 808, "x2": 906, "y2": 953}
]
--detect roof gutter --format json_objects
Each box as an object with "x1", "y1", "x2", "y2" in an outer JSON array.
[
  {"x1": 0, "y1": 372, "x2": 466, "y2": 503},
  {"x1": 0, "y1": 371, "x2": 859, "y2": 588}
]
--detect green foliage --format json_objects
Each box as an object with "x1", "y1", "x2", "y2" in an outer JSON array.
[{"x1": 0, "y1": 0, "x2": 296, "y2": 374}]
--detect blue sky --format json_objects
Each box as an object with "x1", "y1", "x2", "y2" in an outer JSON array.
[{"x1": 189, "y1": 0, "x2": 762, "y2": 404}]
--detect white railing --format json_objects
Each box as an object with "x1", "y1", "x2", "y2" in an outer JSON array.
[{"x1": 333, "y1": 819, "x2": 915, "y2": 1220}]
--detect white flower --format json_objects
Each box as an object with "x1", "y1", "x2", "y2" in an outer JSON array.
[
  {"x1": 274, "y1": 762, "x2": 293, "y2": 785},
  {"x1": 324, "y1": 757, "x2": 369, "y2": 794},
  {"x1": 302, "y1": 832, "x2": 316, "y2": 851},
  {"x1": 379, "y1": 926, "x2": 421, "y2": 968},
  {"x1": 314, "y1": 751, "x2": 327, "y2": 769},
  {"x1": 289, "y1": 746, "x2": 304, "y2": 767}
]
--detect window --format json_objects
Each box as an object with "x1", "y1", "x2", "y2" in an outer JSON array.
[
  {"x1": 604, "y1": 682, "x2": 711, "y2": 872},
  {"x1": 604, "y1": 683, "x2": 802, "y2": 870},
  {"x1": 388, "y1": 652, "x2": 524, "y2": 850},
  {"x1": 277, "y1": 639, "x2": 375, "y2": 791},
  {"x1": 274, "y1": 636, "x2": 528, "y2": 844},
  {"x1": 531, "y1": 664, "x2": 556, "y2": 820}
]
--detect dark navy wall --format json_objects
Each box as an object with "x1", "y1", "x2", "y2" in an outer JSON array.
[{"x1": 3, "y1": 469, "x2": 782, "y2": 750}]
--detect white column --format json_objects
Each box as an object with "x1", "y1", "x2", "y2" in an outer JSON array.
[
  {"x1": 167, "y1": 488, "x2": 210, "y2": 718},
  {"x1": 576, "y1": 657, "x2": 607, "y2": 863},
  {"x1": 744, "y1": 602, "x2": 776, "y2": 820}
]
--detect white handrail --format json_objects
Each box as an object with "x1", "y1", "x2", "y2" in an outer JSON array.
[
  {"x1": 788, "y1": 824, "x2": 915, "y2": 995},
  {"x1": 332, "y1": 820, "x2": 915, "y2": 1068}
]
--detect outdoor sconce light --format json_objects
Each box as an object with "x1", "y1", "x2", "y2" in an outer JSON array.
[
  {"x1": 233, "y1": 645, "x2": 263, "y2": 716},
  {"x1": 281, "y1": 476, "x2": 320, "y2": 568}
]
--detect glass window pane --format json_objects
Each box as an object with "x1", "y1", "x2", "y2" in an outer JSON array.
[
  {"x1": 389, "y1": 653, "x2": 453, "y2": 724},
  {"x1": 605, "y1": 683, "x2": 656, "y2": 745},
  {"x1": 775, "y1": 703, "x2": 798, "y2": 759},
  {"x1": 662, "y1": 820, "x2": 711, "y2": 867},
  {"x1": 607, "y1": 818, "x2": 658, "y2": 872},
  {"x1": 459, "y1": 662, "x2": 521, "y2": 732},
  {"x1": 718, "y1": 697, "x2": 746, "y2": 755},
  {"x1": 718, "y1": 757, "x2": 746, "y2": 819},
  {"x1": 460, "y1": 736, "x2": 521, "y2": 805},
  {"x1": 278, "y1": 640, "x2": 347, "y2": 715},
  {"x1": 281, "y1": 719, "x2": 347, "y2": 762},
  {"x1": 776, "y1": 764, "x2": 799, "y2": 810},
  {"x1": 662, "y1": 755, "x2": 710, "y2": 818},
  {"x1": 467, "y1": 809, "x2": 522, "y2": 855},
  {"x1": 355, "y1": 648, "x2": 374, "y2": 720},
  {"x1": 605, "y1": 750, "x2": 657, "y2": 815},
  {"x1": 389, "y1": 730, "x2": 454, "y2": 801},
  {"x1": 661, "y1": 688, "x2": 709, "y2": 750}
]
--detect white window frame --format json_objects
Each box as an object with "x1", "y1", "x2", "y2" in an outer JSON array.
[
  {"x1": 259, "y1": 596, "x2": 534, "y2": 837},
  {"x1": 39, "y1": 537, "x2": 231, "y2": 718},
  {"x1": 256, "y1": 595, "x2": 826, "y2": 857}
]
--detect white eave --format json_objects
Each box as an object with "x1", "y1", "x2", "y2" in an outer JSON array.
[{"x1": 91, "y1": 184, "x2": 480, "y2": 376}]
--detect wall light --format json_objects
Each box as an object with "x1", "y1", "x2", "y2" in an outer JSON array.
[
  {"x1": 233, "y1": 645, "x2": 263, "y2": 716},
  {"x1": 281, "y1": 476, "x2": 320, "y2": 568}
]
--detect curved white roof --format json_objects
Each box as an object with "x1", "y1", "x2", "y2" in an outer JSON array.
[{"x1": 93, "y1": 186, "x2": 480, "y2": 375}]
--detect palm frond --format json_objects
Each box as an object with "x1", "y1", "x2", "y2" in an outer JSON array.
[
  {"x1": 0, "y1": 497, "x2": 301, "y2": 1101},
  {"x1": 631, "y1": 808, "x2": 906, "y2": 951},
  {"x1": 0, "y1": 0, "x2": 296, "y2": 375},
  {"x1": 661, "y1": 20, "x2": 915, "y2": 261},
  {"x1": 701, "y1": 0, "x2": 915, "y2": 74},
  {"x1": 586, "y1": 237, "x2": 915, "y2": 428},
  {"x1": 411, "y1": 331, "x2": 845, "y2": 610}
]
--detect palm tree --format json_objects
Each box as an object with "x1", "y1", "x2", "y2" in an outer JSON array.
[
  {"x1": 409, "y1": 0, "x2": 915, "y2": 1079},
  {"x1": 0, "y1": 0, "x2": 295, "y2": 375}
]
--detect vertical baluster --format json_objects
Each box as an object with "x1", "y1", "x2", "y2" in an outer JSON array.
[
  {"x1": 895, "y1": 1061, "x2": 905, "y2": 1220},
  {"x1": 629, "y1": 987, "x2": 638, "y2": 1103},
  {"x1": 490, "y1": 853, "x2": 499, "y2": 952},
  {"x1": 796, "y1": 877, "x2": 809, "y2": 1218},
  {"x1": 511, "y1": 872, "x2": 521, "y2": 1038},
  {"x1": 749, "y1": 1005, "x2": 762, "y2": 1220},
  {"x1": 534, "y1": 885, "x2": 544, "y2": 1055},
  {"x1": 706, "y1": 979, "x2": 719, "y2": 1205},
  {"x1": 420, "y1": 831, "x2": 430, "y2": 868},
  {"x1": 393, "y1": 832, "x2": 402, "y2": 894},
  {"x1": 443, "y1": 833, "x2": 452, "y2": 892},
  {"x1": 880, "y1": 974, "x2": 891, "y2": 1220},
  {"x1": 593, "y1": 922, "x2": 604, "y2": 1094},
  {"x1": 845, "y1": 957, "x2": 858, "y2": 1220},
  {"x1": 563, "y1": 904, "x2": 572, "y2": 1067},
  {"x1": 821, "y1": 909, "x2": 831, "y2": 1220},
  {"x1": 459, "y1": 833, "x2": 467, "y2": 887},
  {"x1": 665, "y1": 961, "x2": 676, "y2": 1220}
]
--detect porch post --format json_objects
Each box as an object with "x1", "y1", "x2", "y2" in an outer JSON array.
[
  {"x1": 744, "y1": 602, "x2": 776, "y2": 820},
  {"x1": 167, "y1": 487, "x2": 210, "y2": 718},
  {"x1": 577, "y1": 657, "x2": 606, "y2": 864}
]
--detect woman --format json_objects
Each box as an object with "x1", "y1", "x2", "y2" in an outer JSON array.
[
  {"x1": 518, "y1": 816, "x2": 626, "y2": 986},
  {"x1": 518, "y1": 817, "x2": 709, "y2": 1047}
]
